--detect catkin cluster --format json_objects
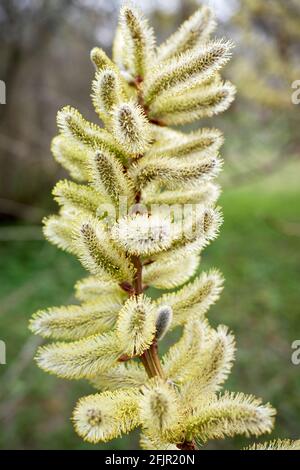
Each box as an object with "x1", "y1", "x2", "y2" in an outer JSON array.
[{"x1": 30, "y1": 4, "x2": 299, "y2": 450}]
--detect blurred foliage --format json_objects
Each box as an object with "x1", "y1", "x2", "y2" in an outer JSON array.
[
  {"x1": 232, "y1": 0, "x2": 300, "y2": 109},
  {"x1": 224, "y1": 0, "x2": 300, "y2": 185}
]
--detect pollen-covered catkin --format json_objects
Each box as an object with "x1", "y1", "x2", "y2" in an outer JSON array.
[
  {"x1": 112, "y1": 101, "x2": 152, "y2": 155},
  {"x1": 116, "y1": 295, "x2": 157, "y2": 356}
]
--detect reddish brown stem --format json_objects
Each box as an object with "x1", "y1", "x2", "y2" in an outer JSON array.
[
  {"x1": 119, "y1": 281, "x2": 135, "y2": 295},
  {"x1": 132, "y1": 255, "x2": 143, "y2": 295},
  {"x1": 177, "y1": 441, "x2": 197, "y2": 451},
  {"x1": 149, "y1": 118, "x2": 166, "y2": 127},
  {"x1": 131, "y1": 253, "x2": 164, "y2": 379}
]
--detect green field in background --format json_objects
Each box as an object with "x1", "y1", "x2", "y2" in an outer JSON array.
[{"x1": 0, "y1": 188, "x2": 299, "y2": 449}]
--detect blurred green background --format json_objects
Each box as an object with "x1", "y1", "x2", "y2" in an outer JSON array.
[{"x1": 0, "y1": 0, "x2": 299, "y2": 450}]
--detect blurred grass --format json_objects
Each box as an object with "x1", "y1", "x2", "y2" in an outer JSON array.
[{"x1": 0, "y1": 187, "x2": 300, "y2": 449}]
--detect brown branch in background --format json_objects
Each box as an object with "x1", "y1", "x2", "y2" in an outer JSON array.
[{"x1": 0, "y1": 198, "x2": 46, "y2": 222}]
